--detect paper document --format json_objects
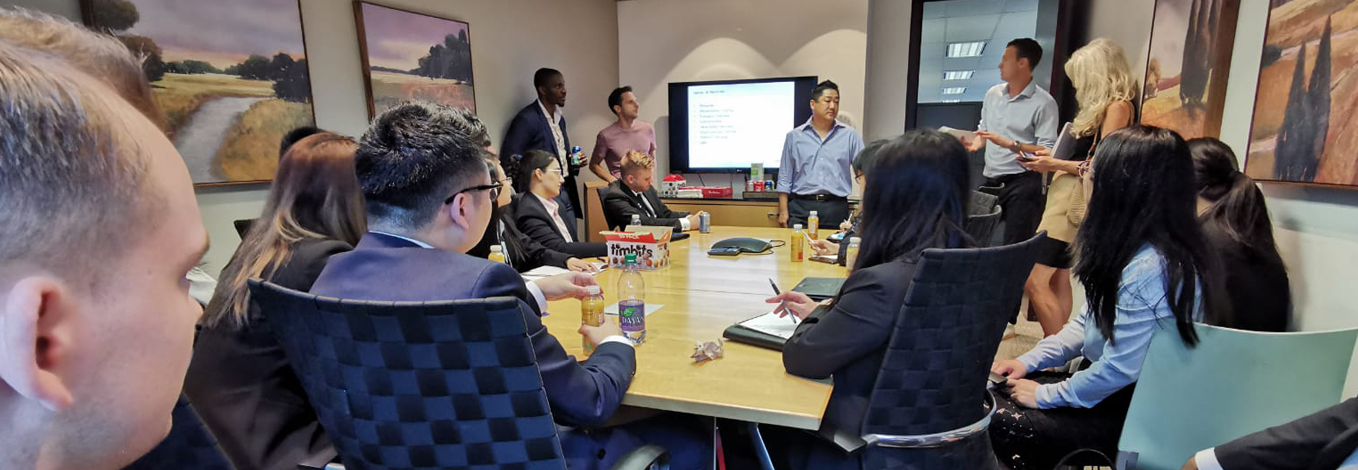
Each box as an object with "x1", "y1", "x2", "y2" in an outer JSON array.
[
  {"x1": 738, "y1": 310, "x2": 802, "y2": 340},
  {"x1": 939, "y1": 126, "x2": 979, "y2": 143},
  {"x1": 1050, "y1": 123, "x2": 1076, "y2": 161},
  {"x1": 604, "y1": 303, "x2": 663, "y2": 317},
  {"x1": 520, "y1": 264, "x2": 608, "y2": 282}
]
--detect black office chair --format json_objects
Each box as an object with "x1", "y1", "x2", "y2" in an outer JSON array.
[
  {"x1": 857, "y1": 232, "x2": 1042, "y2": 469},
  {"x1": 247, "y1": 281, "x2": 667, "y2": 470},
  {"x1": 123, "y1": 396, "x2": 236, "y2": 470},
  {"x1": 967, "y1": 190, "x2": 998, "y2": 216},
  {"x1": 963, "y1": 205, "x2": 1002, "y2": 247},
  {"x1": 233, "y1": 219, "x2": 256, "y2": 239},
  {"x1": 596, "y1": 185, "x2": 617, "y2": 231}
]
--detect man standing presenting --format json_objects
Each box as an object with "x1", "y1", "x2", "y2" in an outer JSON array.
[
  {"x1": 590, "y1": 86, "x2": 656, "y2": 183},
  {"x1": 503, "y1": 67, "x2": 584, "y2": 219},
  {"x1": 966, "y1": 38, "x2": 1059, "y2": 246},
  {"x1": 777, "y1": 80, "x2": 863, "y2": 229}
]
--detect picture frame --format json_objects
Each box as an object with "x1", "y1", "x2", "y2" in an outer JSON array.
[{"x1": 353, "y1": 1, "x2": 477, "y2": 119}]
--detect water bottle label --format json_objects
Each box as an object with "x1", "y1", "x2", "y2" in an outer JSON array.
[{"x1": 618, "y1": 299, "x2": 646, "y2": 342}]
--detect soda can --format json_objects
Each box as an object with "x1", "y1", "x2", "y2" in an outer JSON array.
[
  {"x1": 763, "y1": 181, "x2": 773, "y2": 191},
  {"x1": 699, "y1": 212, "x2": 711, "y2": 233},
  {"x1": 746, "y1": 180, "x2": 755, "y2": 192}
]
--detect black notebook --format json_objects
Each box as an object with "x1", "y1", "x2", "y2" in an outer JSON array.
[
  {"x1": 722, "y1": 311, "x2": 802, "y2": 351},
  {"x1": 791, "y1": 277, "x2": 845, "y2": 301}
]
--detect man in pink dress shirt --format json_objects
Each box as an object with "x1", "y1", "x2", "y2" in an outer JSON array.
[{"x1": 590, "y1": 86, "x2": 657, "y2": 183}]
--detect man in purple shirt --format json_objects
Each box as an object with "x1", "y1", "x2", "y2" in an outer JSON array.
[{"x1": 591, "y1": 86, "x2": 657, "y2": 183}]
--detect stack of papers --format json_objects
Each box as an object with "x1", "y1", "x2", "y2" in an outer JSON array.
[{"x1": 520, "y1": 263, "x2": 608, "y2": 282}]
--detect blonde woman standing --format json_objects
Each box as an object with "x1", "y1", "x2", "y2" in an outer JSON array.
[{"x1": 1018, "y1": 38, "x2": 1137, "y2": 336}]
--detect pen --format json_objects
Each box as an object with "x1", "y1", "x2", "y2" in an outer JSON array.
[{"x1": 769, "y1": 278, "x2": 795, "y2": 323}]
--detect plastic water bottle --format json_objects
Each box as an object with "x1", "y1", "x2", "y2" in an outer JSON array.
[
  {"x1": 791, "y1": 224, "x2": 805, "y2": 262},
  {"x1": 845, "y1": 236, "x2": 862, "y2": 271},
  {"x1": 807, "y1": 211, "x2": 820, "y2": 239},
  {"x1": 488, "y1": 245, "x2": 506, "y2": 264},
  {"x1": 617, "y1": 252, "x2": 646, "y2": 344},
  {"x1": 581, "y1": 285, "x2": 605, "y2": 354},
  {"x1": 630, "y1": 214, "x2": 642, "y2": 228}
]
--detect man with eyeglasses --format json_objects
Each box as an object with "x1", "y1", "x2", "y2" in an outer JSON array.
[{"x1": 311, "y1": 102, "x2": 707, "y2": 469}]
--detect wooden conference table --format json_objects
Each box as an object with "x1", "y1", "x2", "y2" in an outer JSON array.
[{"x1": 541, "y1": 226, "x2": 845, "y2": 431}]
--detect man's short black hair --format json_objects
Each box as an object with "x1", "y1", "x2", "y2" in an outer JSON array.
[
  {"x1": 1007, "y1": 38, "x2": 1043, "y2": 70},
  {"x1": 811, "y1": 80, "x2": 839, "y2": 101},
  {"x1": 852, "y1": 139, "x2": 891, "y2": 176},
  {"x1": 355, "y1": 101, "x2": 488, "y2": 231},
  {"x1": 280, "y1": 126, "x2": 322, "y2": 159},
  {"x1": 607, "y1": 86, "x2": 633, "y2": 115},
  {"x1": 533, "y1": 68, "x2": 562, "y2": 89}
]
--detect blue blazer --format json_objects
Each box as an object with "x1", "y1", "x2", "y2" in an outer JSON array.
[
  {"x1": 503, "y1": 101, "x2": 582, "y2": 216},
  {"x1": 309, "y1": 232, "x2": 635, "y2": 428}
]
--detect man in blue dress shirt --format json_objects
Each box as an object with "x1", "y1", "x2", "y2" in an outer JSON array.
[
  {"x1": 777, "y1": 80, "x2": 864, "y2": 229},
  {"x1": 964, "y1": 38, "x2": 1059, "y2": 246}
]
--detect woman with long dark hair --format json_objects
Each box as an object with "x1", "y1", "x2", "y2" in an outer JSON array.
[
  {"x1": 511, "y1": 149, "x2": 608, "y2": 258},
  {"x1": 469, "y1": 159, "x2": 597, "y2": 272},
  {"x1": 989, "y1": 126, "x2": 1221, "y2": 470},
  {"x1": 763, "y1": 130, "x2": 973, "y2": 469},
  {"x1": 186, "y1": 133, "x2": 366, "y2": 470},
  {"x1": 1189, "y1": 137, "x2": 1290, "y2": 331}
]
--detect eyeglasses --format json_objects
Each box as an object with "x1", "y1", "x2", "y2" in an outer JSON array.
[{"x1": 445, "y1": 182, "x2": 503, "y2": 205}]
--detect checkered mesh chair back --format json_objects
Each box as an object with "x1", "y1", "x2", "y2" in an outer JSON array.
[
  {"x1": 248, "y1": 280, "x2": 565, "y2": 470},
  {"x1": 124, "y1": 395, "x2": 236, "y2": 470},
  {"x1": 861, "y1": 233, "x2": 1042, "y2": 469}
]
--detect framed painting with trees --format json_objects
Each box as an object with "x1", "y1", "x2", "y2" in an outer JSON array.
[
  {"x1": 1140, "y1": 0, "x2": 1239, "y2": 139},
  {"x1": 1245, "y1": 0, "x2": 1358, "y2": 187},
  {"x1": 82, "y1": 0, "x2": 316, "y2": 185},
  {"x1": 354, "y1": 2, "x2": 476, "y2": 118}
]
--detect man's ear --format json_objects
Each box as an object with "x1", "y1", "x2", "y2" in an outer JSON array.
[
  {"x1": 0, "y1": 277, "x2": 76, "y2": 411},
  {"x1": 447, "y1": 194, "x2": 472, "y2": 232}
]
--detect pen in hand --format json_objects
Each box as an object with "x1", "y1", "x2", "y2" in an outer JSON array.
[{"x1": 769, "y1": 278, "x2": 796, "y2": 323}]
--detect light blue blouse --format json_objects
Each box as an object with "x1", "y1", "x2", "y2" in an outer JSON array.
[{"x1": 1017, "y1": 244, "x2": 1203, "y2": 409}]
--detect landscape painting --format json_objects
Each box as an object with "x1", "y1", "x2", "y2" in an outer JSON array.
[
  {"x1": 1140, "y1": 0, "x2": 1239, "y2": 139},
  {"x1": 83, "y1": 0, "x2": 314, "y2": 185},
  {"x1": 354, "y1": 2, "x2": 476, "y2": 117},
  {"x1": 1245, "y1": 0, "x2": 1358, "y2": 186}
]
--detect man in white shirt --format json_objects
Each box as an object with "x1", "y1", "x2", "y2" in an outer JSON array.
[{"x1": 502, "y1": 68, "x2": 586, "y2": 220}]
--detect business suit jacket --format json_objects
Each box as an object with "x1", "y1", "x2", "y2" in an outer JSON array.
[
  {"x1": 184, "y1": 238, "x2": 349, "y2": 470},
  {"x1": 778, "y1": 257, "x2": 921, "y2": 470},
  {"x1": 502, "y1": 101, "x2": 581, "y2": 218},
  {"x1": 469, "y1": 211, "x2": 574, "y2": 273},
  {"x1": 514, "y1": 194, "x2": 607, "y2": 258},
  {"x1": 1215, "y1": 397, "x2": 1358, "y2": 470},
  {"x1": 602, "y1": 180, "x2": 689, "y2": 231},
  {"x1": 309, "y1": 232, "x2": 635, "y2": 428}
]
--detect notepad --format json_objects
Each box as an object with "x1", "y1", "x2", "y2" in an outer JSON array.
[
  {"x1": 520, "y1": 263, "x2": 608, "y2": 282},
  {"x1": 736, "y1": 310, "x2": 801, "y2": 340}
]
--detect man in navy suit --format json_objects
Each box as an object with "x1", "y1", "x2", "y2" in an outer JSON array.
[
  {"x1": 311, "y1": 102, "x2": 707, "y2": 469},
  {"x1": 502, "y1": 67, "x2": 584, "y2": 221}
]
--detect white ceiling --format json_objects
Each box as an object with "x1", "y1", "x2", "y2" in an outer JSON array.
[{"x1": 918, "y1": 0, "x2": 1039, "y2": 103}]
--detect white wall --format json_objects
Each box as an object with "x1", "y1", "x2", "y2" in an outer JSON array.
[
  {"x1": 863, "y1": 0, "x2": 915, "y2": 141},
  {"x1": 10, "y1": 0, "x2": 620, "y2": 275},
  {"x1": 616, "y1": 0, "x2": 869, "y2": 185}
]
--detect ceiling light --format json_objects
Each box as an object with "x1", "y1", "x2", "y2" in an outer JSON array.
[
  {"x1": 943, "y1": 70, "x2": 975, "y2": 80},
  {"x1": 940, "y1": 99, "x2": 961, "y2": 103},
  {"x1": 946, "y1": 41, "x2": 986, "y2": 58},
  {"x1": 942, "y1": 87, "x2": 966, "y2": 95}
]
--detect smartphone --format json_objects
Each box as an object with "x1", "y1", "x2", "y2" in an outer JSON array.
[
  {"x1": 988, "y1": 371, "x2": 1009, "y2": 386},
  {"x1": 707, "y1": 247, "x2": 742, "y2": 256},
  {"x1": 1016, "y1": 151, "x2": 1038, "y2": 162}
]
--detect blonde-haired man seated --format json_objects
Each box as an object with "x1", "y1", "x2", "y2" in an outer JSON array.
[{"x1": 602, "y1": 151, "x2": 703, "y2": 231}]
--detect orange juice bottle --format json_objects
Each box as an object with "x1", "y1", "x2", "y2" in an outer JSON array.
[
  {"x1": 791, "y1": 224, "x2": 805, "y2": 262},
  {"x1": 489, "y1": 245, "x2": 507, "y2": 264},
  {"x1": 581, "y1": 285, "x2": 605, "y2": 354}
]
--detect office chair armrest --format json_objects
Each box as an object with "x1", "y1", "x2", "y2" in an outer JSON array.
[
  {"x1": 861, "y1": 390, "x2": 997, "y2": 449},
  {"x1": 609, "y1": 444, "x2": 669, "y2": 470}
]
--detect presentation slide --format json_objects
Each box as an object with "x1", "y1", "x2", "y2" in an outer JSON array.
[{"x1": 687, "y1": 81, "x2": 796, "y2": 169}]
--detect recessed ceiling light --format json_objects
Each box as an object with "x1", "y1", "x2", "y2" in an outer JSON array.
[
  {"x1": 942, "y1": 87, "x2": 966, "y2": 95},
  {"x1": 944, "y1": 70, "x2": 975, "y2": 80},
  {"x1": 940, "y1": 99, "x2": 962, "y2": 103},
  {"x1": 946, "y1": 41, "x2": 986, "y2": 58}
]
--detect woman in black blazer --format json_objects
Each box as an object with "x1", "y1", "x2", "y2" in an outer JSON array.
[
  {"x1": 763, "y1": 130, "x2": 975, "y2": 470},
  {"x1": 185, "y1": 133, "x2": 366, "y2": 470},
  {"x1": 469, "y1": 159, "x2": 598, "y2": 273},
  {"x1": 1189, "y1": 137, "x2": 1290, "y2": 332},
  {"x1": 511, "y1": 149, "x2": 608, "y2": 258}
]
